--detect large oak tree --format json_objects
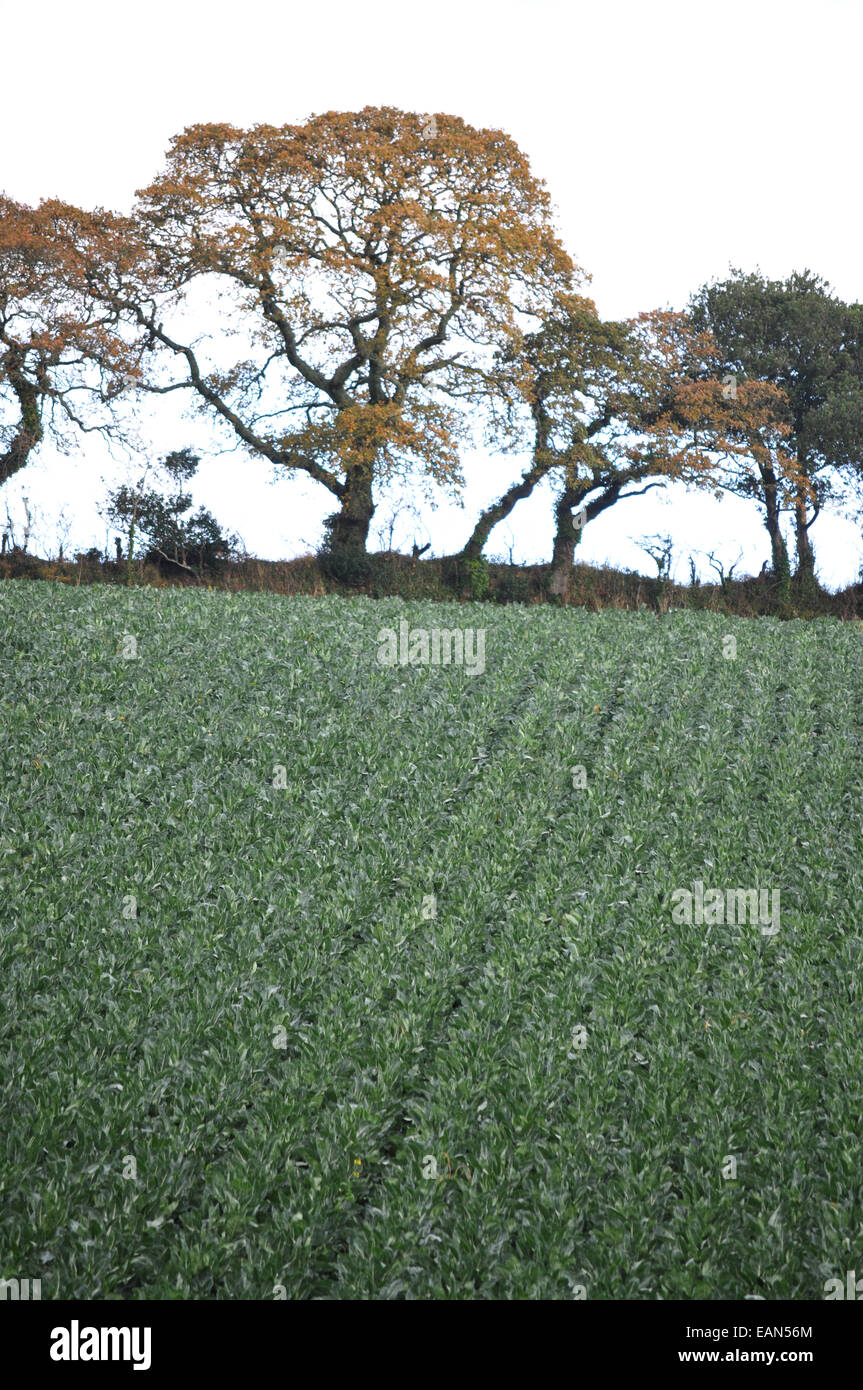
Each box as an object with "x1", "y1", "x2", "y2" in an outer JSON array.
[{"x1": 68, "y1": 108, "x2": 578, "y2": 554}]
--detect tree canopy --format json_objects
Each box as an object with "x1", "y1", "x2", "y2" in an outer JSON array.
[
  {"x1": 690, "y1": 269, "x2": 863, "y2": 584},
  {"x1": 0, "y1": 196, "x2": 135, "y2": 486},
  {"x1": 3, "y1": 110, "x2": 863, "y2": 590},
  {"x1": 63, "y1": 107, "x2": 578, "y2": 553},
  {"x1": 459, "y1": 295, "x2": 788, "y2": 597}
]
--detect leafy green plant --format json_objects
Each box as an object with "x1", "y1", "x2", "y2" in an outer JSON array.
[
  {"x1": 0, "y1": 584, "x2": 860, "y2": 1299},
  {"x1": 465, "y1": 555, "x2": 490, "y2": 600}
]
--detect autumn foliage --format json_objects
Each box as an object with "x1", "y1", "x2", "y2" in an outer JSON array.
[
  {"x1": 52, "y1": 108, "x2": 579, "y2": 552},
  {"x1": 458, "y1": 294, "x2": 799, "y2": 596},
  {"x1": 0, "y1": 196, "x2": 137, "y2": 486},
  {"x1": 2, "y1": 107, "x2": 860, "y2": 585}
]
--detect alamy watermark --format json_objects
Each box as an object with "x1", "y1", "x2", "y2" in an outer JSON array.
[
  {"x1": 50, "y1": 1322, "x2": 151, "y2": 1370},
  {"x1": 671, "y1": 880, "x2": 780, "y2": 935},
  {"x1": 0, "y1": 1276, "x2": 41, "y2": 1300},
  {"x1": 824, "y1": 1270, "x2": 863, "y2": 1299},
  {"x1": 377, "y1": 619, "x2": 486, "y2": 675}
]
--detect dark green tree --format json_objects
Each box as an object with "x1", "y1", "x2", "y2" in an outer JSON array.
[
  {"x1": 690, "y1": 270, "x2": 863, "y2": 589},
  {"x1": 104, "y1": 449, "x2": 236, "y2": 579}
]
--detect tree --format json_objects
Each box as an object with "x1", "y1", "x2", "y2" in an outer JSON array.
[
  {"x1": 544, "y1": 308, "x2": 733, "y2": 600},
  {"x1": 103, "y1": 448, "x2": 236, "y2": 580},
  {"x1": 67, "y1": 108, "x2": 578, "y2": 556},
  {"x1": 456, "y1": 298, "x2": 776, "y2": 601},
  {"x1": 0, "y1": 195, "x2": 137, "y2": 487},
  {"x1": 456, "y1": 294, "x2": 623, "y2": 563},
  {"x1": 690, "y1": 269, "x2": 863, "y2": 588}
]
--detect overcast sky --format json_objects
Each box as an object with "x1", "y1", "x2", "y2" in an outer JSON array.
[{"x1": 3, "y1": 0, "x2": 862, "y2": 584}]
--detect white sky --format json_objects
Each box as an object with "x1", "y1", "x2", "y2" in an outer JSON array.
[{"x1": 2, "y1": 0, "x2": 862, "y2": 584}]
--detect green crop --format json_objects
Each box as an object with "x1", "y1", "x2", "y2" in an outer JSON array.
[{"x1": 1, "y1": 581, "x2": 861, "y2": 1299}]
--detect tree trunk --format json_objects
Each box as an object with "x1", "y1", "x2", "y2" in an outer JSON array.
[
  {"x1": 759, "y1": 463, "x2": 791, "y2": 586},
  {"x1": 548, "y1": 480, "x2": 630, "y2": 600},
  {"x1": 0, "y1": 376, "x2": 42, "y2": 486},
  {"x1": 458, "y1": 456, "x2": 552, "y2": 561},
  {"x1": 325, "y1": 468, "x2": 374, "y2": 553},
  {"x1": 793, "y1": 491, "x2": 816, "y2": 586},
  {"x1": 548, "y1": 487, "x2": 586, "y2": 601}
]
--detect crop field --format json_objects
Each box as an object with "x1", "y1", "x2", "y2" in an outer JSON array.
[{"x1": 1, "y1": 579, "x2": 862, "y2": 1300}]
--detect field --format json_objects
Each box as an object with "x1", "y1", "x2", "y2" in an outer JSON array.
[{"x1": 2, "y1": 580, "x2": 862, "y2": 1300}]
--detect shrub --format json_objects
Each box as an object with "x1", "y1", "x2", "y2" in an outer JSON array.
[
  {"x1": 103, "y1": 449, "x2": 236, "y2": 578},
  {"x1": 316, "y1": 513, "x2": 373, "y2": 587},
  {"x1": 465, "y1": 555, "x2": 490, "y2": 601},
  {"x1": 494, "y1": 569, "x2": 530, "y2": 604}
]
